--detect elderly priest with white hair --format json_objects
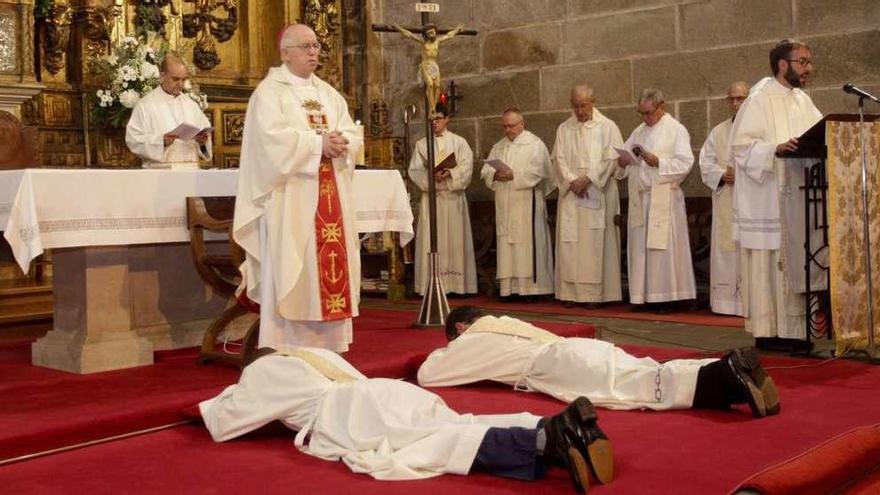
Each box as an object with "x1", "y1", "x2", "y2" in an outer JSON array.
[
  {"x1": 125, "y1": 54, "x2": 213, "y2": 169},
  {"x1": 617, "y1": 88, "x2": 696, "y2": 310},
  {"x1": 233, "y1": 24, "x2": 363, "y2": 353}
]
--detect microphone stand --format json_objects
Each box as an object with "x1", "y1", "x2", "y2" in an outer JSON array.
[{"x1": 856, "y1": 95, "x2": 877, "y2": 357}]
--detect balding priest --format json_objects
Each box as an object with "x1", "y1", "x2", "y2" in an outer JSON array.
[
  {"x1": 729, "y1": 39, "x2": 823, "y2": 352},
  {"x1": 481, "y1": 107, "x2": 555, "y2": 299},
  {"x1": 233, "y1": 24, "x2": 362, "y2": 353},
  {"x1": 699, "y1": 81, "x2": 750, "y2": 316},
  {"x1": 125, "y1": 54, "x2": 213, "y2": 169},
  {"x1": 551, "y1": 85, "x2": 624, "y2": 307}
]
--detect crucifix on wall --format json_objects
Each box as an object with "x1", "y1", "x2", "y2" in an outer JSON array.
[{"x1": 373, "y1": 3, "x2": 477, "y2": 327}]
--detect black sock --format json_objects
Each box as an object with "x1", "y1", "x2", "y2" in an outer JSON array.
[{"x1": 692, "y1": 360, "x2": 735, "y2": 409}]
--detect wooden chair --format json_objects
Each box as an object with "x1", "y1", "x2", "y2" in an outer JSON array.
[{"x1": 186, "y1": 196, "x2": 260, "y2": 368}]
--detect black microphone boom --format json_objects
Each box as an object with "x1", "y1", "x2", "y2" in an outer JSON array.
[{"x1": 843, "y1": 83, "x2": 880, "y2": 104}]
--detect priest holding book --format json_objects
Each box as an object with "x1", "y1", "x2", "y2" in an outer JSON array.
[
  {"x1": 125, "y1": 54, "x2": 213, "y2": 169},
  {"x1": 408, "y1": 103, "x2": 477, "y2": 296}
]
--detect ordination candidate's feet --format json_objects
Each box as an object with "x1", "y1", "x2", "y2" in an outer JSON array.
[
  {"x1": 544, "y1": 397, "x2": 614, "y2": 493},
  {"x1": 723, "y1": 347, "x2": 781, "y2": 417}
]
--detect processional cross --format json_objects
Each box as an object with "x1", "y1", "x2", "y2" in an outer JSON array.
[{"x1": 373, "y1": 3, "x2": 477, "y2": 327}]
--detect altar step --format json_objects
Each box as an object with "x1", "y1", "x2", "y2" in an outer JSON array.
[{"x1": 0, "y1": 280, "x2": 53, "y2": 327}]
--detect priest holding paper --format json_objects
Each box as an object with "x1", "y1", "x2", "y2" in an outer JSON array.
[
  {"x1": 481, "y1": 108, "x2": 554, "y2": 298},
  {"x1": 699, "y1": 81, "x2": 749, "y2": 316},
  {"x1": 728, "y1": 40, "x2": 823, "y2": 350},
  {"x1": 617, "y1": 88, "x2": 696, "y2": 308},
  {"x1": 551, "y1": 85, "x2": 624, "y2": 306},
  {"x1": 233, "y1": 24, "x2": 362, "y2": 353},
  {"x1": 409, "y1": 103, "x2": 477, "y2": 296},
  {"x1": 125, "y1": 54, "x2": 212, "y2": 169}
]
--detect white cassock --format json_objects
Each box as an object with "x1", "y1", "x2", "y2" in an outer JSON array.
[
  {"x1": 409, "y1": 131, "x2": 477, "y2": 295},
  {"x1": 729, "y1": 77, "x2": 824, "y2": 339},
  {"x1": 200, "y1": 349, "x2": 542, "y2": 480},
  {"x1": 481, "y1": 130, "x2": 554, "y2": 296},
  {"x1": 418, "y1": 316, "x2": 715, "y2": 410},
  {"x1": 699, "y1": 118, "x2": 743, "y2": 315},
  {"x1": 233, "y1": 66, "x2": 363, "y2": 353},
  {"x1": 125, "y1": 86, "x2": 212, "y2": 169},
  {"x1": 551, "y1": 110, "x2": 624, "y2": 303},
  {"x1": 618, "y1": 113, "x2": 696, "y2": 304}
]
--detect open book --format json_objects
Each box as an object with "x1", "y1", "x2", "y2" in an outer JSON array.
[
  {"x1": 614, "y1": 146, "x2": 639, "y2": 166},
  {"x1": 169, "y1": 122, "x2": 214, "y2": 142}
]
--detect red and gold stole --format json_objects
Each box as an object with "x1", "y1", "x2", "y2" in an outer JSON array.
[{"x1": 304, "y1": 98, "x2": 352, "y2": 320}]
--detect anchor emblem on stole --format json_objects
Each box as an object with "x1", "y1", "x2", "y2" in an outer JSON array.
[{"x1": 324, "y1": 250, "x2": 345, "y2": 283}]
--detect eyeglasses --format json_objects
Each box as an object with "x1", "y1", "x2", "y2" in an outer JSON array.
[
  {"x1": 285, "y1": 42, "x2": 322, "y2": 52},
  {"x1": 637, "y1": 107, "x2": 659, "y2": 117},
  {"x1": 787, "y1": 58, "x2": 813, "y2": 67},
  {"x1": 501, "y1": 120, "x2": 523, "y2": 129},
  {"x1": 726, "y1": 96, "x2": 746, "y2": 102}
]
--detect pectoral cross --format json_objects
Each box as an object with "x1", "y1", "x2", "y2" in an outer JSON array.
[{"x1": 373, "y1": 3, "x2": 477, "y2": 327}]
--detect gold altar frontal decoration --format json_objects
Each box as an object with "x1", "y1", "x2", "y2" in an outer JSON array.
[{"x1": 826, "y1": 120, "x2": 880, "y2": 355}]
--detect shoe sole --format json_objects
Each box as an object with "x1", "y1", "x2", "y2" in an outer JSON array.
[
  {"x1": 567, "y1": 445, "x2": 591, "y2": 494},
  {"x1": 738, "y1": 348, "x2": 781, "y2": 416},
  {"x1": 730, "y1": 349, "x2": 767, "y2": 417},
  {"x1": 587, "y1": 438, "x2": 615, "y2": 484}
]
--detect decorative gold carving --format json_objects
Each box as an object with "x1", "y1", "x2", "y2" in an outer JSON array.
[
  {"x1": 369, "y1": 98, "x2": 391, "y2": 138},
  {"x1": 41, "y1": 3, "x2": 73, "y2": 75},
  {"x1": 0, "y1": 8, "x2": 17, "y2": 73},
  {"x1": 43, "y1": 92, "x2": 75, "y2": 127},
  {"x1": 80, "y1": 5, "x2": 120, "y2": 64},
  {"x1": 93, "y1": 127, "x2": 138, "y2": 168},
  {"x1": 222, "y1": 110, "x2": 243, "y2": 144},
  {"x1": 221, "y1": 154, "x2": 238, "y2": 168},
  {"x1": 181, "y1": 0, "x2": 238, "y2": 71},
  {"x1": 303, "y1": 0, "x2": 341, "y2": 88}
]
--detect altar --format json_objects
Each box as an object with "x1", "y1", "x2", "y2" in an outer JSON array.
[{"x1": 0, "y1": 168, "x2": 412, "y2": 373}]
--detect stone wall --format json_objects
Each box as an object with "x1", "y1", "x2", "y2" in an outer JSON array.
[{"x1": 376, "y1": 0, "x2": 880, "y2": 198}]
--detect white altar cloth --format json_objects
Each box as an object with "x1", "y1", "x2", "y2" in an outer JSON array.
[{"x1": 0, "y1": 168, "x2": 413, "y2": 273}]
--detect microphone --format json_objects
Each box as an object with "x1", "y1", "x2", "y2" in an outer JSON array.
[{"x1": 843, "y1": 83, "x2": 880, "y2": 103}]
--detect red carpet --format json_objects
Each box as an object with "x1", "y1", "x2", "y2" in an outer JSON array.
[
  {"x1": 378, "y1": 294, "x2": 745, "y2": 328},
  {"x1": 4, "y1": 351, "x2": 880, "y2": 494},
  {"x1": 0, "y1": 308, "x2": 593, "y2": 463}
]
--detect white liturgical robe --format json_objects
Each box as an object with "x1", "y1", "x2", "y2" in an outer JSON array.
[
  {"x1": 551, "y1": 111, "x2": 624, "y2": 303},
  {"x1": 699, "y1": 118, "x2": 743, "y2": 315},
  {"x1": 729, "y1": 77, "x2": 824, "y2": 339},
  {"x1": 200, "y1": 349, "x2": 542, "y2": 480},
  {"x1": 125, "y1": 86, "x2": 212, "y2": 169},
  {"x1": 418, "y1": 316, "x2": 715, "y2": 410},
  {"x1": 481, "y1": 130, "x2": 554, "y2": 296},
  {"x1": 409, "y1": 131, "x2": 477, "y2": 295},
  {"x1": 619, "y1": 113, "x2": 696, "y2": 304},
  {"x1": 233, "y1": 67, "x2": 362, "y2": 353}
]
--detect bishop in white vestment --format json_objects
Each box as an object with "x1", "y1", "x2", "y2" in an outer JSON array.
[
  {"x1": 126, "y1": 55, "x2": 212, "y2": 169},
  {"x1": 418, "y1": 306, "x2": 780, "y2": 417},
  {"x1": 698, "y1": 81, "x2": 750, "y2": 316},
  {"x1": 233, "y1": 25, "x2": 362, "y2": 353},
  {"x1": 551, "y1": 86, "x2": 624, "y2": 304},
  {"x1": 199, "y1": 347, "x2": 612, "y2": 488},
  {"x1": 481, "y1": 109, "x2": 554, "y2": 297},
  {"x1": 729, "y1": 40, "x2": 824, "y2": 343},
  {"x1": 617, "y1": 88, "x2": 696, "y2": 305},
  {"x1": 409, "y1": 105, "x2": 477, "y2": 295}
]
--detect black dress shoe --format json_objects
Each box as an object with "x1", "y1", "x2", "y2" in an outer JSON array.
[
  {"x1": 723, "y1": 348, "x2": 780, "y2": 417},
  {"x1": 545, "y1": 397, "x2": 614, "y2": 488}
]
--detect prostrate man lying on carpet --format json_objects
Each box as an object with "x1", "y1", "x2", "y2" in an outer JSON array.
[
  {"x1": 197, "y1": 347, "x2": 613, "y2": 493},
  {"x1": 417, "y1": 306, "x2": 779, "y2": 417}
]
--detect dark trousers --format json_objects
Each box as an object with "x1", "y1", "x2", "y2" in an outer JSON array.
[
  {"x1": 471, "y1": 426, "x2": 546, "y2": 481},
  {"x1": 692, "y1": 359, "x2": 747, "y2": 409}
]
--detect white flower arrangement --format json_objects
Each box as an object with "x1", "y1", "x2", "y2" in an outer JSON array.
[{"x1": 91, "y1": 34, "x2": 208, "y2": 128}]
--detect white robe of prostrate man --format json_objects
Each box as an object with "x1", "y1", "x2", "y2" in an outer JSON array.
[
  {"x1": 200, "y1": 347, "x2": 541, "y2": 480},
  {"x1": 481, "y1": 130, "x2": 554, "y2": 296},
  {"x1": 125, "y1": 86, "x2": 212, "y2": 169},
  {"x1": 551, "y1": 110, "x2": 624, "y2": 303},
  {"x1": 619, "y1": 113, "x2": 696, "y2": 304},
  {"x1": 409, "y1": 131, "x2": 477, "y2": 295},
  {"x1": 699, "y1": 119, "x2": 743, "y2": 315},
  {"x1": 418, "y1": 315, "x2": 715, "y2": 410},
  {"x1": 233, "y1": 66, "x2": 362, "y2": 353},
  {"x1": 729, "y1": 77, "x2": 824, "y2": 339}
]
